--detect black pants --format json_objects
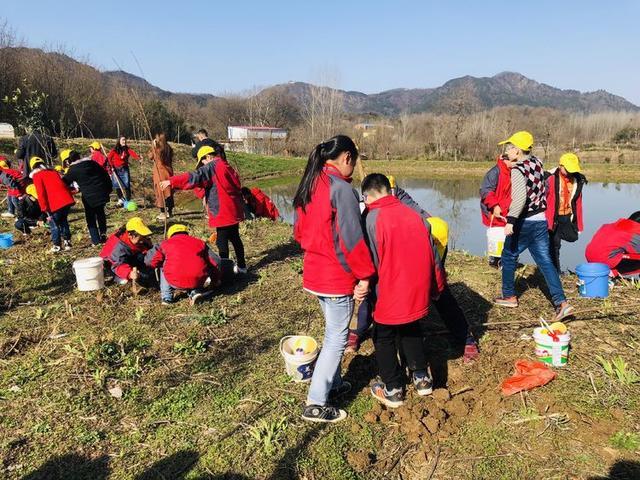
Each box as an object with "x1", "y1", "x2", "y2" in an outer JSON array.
[
  {"x1": 549, "y1": 214, "x2": 579, "y2": 272},
  {"x1": 617, "y1": 259, "x2": 640, "y2": 276},
  {"x1": 216, "y1": 223, "x2": 246, "y2": 268},
  {"x1": 434, "y1": 285, "x2": 469, "y2": 343},
  {"x1": 83, "y1": 199, "x2": 107, "y2": 245},
  {"x1": 160, "y1": 195, "x2": 174, "y2": 216},
  {"x1": 373, "y1": 320, "x2": 426, "y2": 390}
]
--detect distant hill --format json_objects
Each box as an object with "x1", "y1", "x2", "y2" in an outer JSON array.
[{"x1": 260, "y1": 72, "x2": 639, "y2": 115}]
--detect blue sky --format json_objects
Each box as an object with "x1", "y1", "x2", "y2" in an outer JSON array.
[{"x1": 3, "y1": 0, "x2": 639, "y2": 104}]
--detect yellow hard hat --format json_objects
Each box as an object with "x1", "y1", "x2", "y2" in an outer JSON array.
[
  {"x1": 498, "y1": 131, "x2": 534, "y2": 152},
  {"x1": 426, "y1": 216, "x2": 449, "y2": 258},
  {"x1": 29, "y1": 157, "x2": 45, "y2": 170},
  {"x1": 559, "y1": 152, "x2": 581, "y2": 173},
  {"x1": 89, "y1": 141, "x2": 101, "y2": 150},
  {"x1": 0, "y1": 160, "x2": 8, "y2": 169},
  {"x1": 26, "y1": 184, "x2": 38, "y2": 199},
  {"x1": 60, "y1": 149, "x2": 72, "y2": 162},
  {"x1": 125, "y1": 217, "x2": 152, "y2": 236},
  {"x1": 54, "y1": 165, "x2": 64, "y2": 172},
  {"x1": 387, "y1": 175, "x2": 396, "y2": 189},
  {"x1": 197, "y1": 145, "x2": 215, "y2": 160},
  {"x1": 167, "y1": 223, "x2": 189, "y2": 238}
]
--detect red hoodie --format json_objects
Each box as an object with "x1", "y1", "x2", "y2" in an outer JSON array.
[
  {"x1": 107, "y1": 148, "x2": 140, "y2": 169},
  {"x1": 585, "y1": 219, "x2": 640, "y2": 275},
  {"x1": 100, "y1": 230, "x2": 150, "y2": 280},
  {"x1": 480, "y1": 157, "x2": 512, "y2": 227},
  {"x1": 0, "y1": 167, "x2": 23, "y2": 196},
  {"x1": 249, "y1": 187, "x2": 280, "y2": 220},
  {"x1": 170, "y1": 157, "x2": 245, "y2": 228},
  {"x1": 31, "y1": 168, "x2": 75, "y2": 213},
  {"x1": 144, "y1": 233, "x2": 222, "y2": 289},
  {"x1": 91, "y1": 150, "x2": 111, "y2": 173},
  {"x1": 365, "y1": 195, "x2": 446, "y2": 325},
  {"x1": 293, "y1": 165, "x2": 375, "y2": 295}
]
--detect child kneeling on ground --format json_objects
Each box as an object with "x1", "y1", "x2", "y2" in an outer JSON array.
[
  {"x1": 362, "y1": 173, "x2": 446, "y2": 408},
  {"x1": 101, "y1": 217, "x2": 154, "y2": 285},
  {"x1": 15, "y1": 184, "x2": 46, "y2": 235},
  {"x1": 145, "y1": 224, "x2": 232, "y2": 306}
]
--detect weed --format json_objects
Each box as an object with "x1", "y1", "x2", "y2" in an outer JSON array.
[
  {"x1": 597, "y1": 355, "x2": 640, "y2": 385},
  {"x1": 195, "y1": 308, "x2": 229, "y2": 327},
  {"x1": 150, "y1": 383, "x2": 208, "y2": 419},
  {"x1": 134, "y1": 307, "x2": 145, "y2": 322},
  {"x1": 609, "y1": 431, "x2": 640, "y2": 450},
  {"x1": 248, "y1": 417, "x2": 288, "y2": 455},
  {"x1": 173, "y1": 337, "x2": 208, "y2": 356},
  {"x1": 257, "y1": 269, "x2": 269, "y2": 286},
  {"x1": 289, "y1": 258, "x2": 303, "y2": 274}
]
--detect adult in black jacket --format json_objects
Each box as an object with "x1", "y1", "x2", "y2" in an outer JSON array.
[
  {"x1": 63, "y1": 151, "x2": 112, "y2": 245},
  {"x1": 16, "y1": 129, "x2": 58, "y2": 176},
  {"x1": 190, "y1": 129, "x2": 219, "y2": 160}
]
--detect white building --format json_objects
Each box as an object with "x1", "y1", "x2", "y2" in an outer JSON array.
[
  {"x1": 0, "y1": 123, "x2": 15, "y2": 139},
  {"x1": 227, "y1": 126, "x2": 288, "y2": 142}
]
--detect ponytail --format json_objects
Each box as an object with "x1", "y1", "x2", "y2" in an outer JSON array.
[{"x1": 293, "y1": 135, "x2": 358, "y2": 211}]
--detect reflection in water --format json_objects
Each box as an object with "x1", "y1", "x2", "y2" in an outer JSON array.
[{"x1": 260, "y1": 178, "x2": 640, "y2": 271}]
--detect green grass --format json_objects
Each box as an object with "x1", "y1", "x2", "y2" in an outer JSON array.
[{"x1": 610, "y1": 430, "x2": 640, "y2": 451}]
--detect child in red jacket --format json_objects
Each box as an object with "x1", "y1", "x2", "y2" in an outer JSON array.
[
  {"x1": 1, "y1": 157, "x2": 23, "y2": 218},
  {"x1": 160, "y1": 144, "x2": 246, "y2": 273},
  {"x1": 100, "y1": 217, "x2": 153, "y2": 284},
  {"x1": 241, "y1": 187, "x2": 280, "y2": 221},
  {"x1": 30, "y1": 157, "x2": 75, "y2": 253},
  {"x1": 362, "y1": 173, "x2": 446, "y2": 408},
  {"x1": 586, "y1": 211, "x2": 640, "y2": 278},
  {"x1": 145, "y1": 224, "x2": 229, "y2": 306}
]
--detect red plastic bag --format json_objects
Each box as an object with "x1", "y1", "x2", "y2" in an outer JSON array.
[{"x1": 501, "y1": 359, "x2": 557, "y2": 396}]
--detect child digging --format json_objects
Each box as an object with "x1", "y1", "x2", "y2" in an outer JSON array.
[
  {"x1": 362, "y1": 173, "x2": 446, "y2": 408},
  {"x1": 145, "y1": 224, "x2": 232, "y2": 306},
  {"x1": 100, "y1": 217, "x2": 154, "y2": 285}
]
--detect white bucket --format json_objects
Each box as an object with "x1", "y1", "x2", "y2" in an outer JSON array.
[
  {"x1": 533, "y1": 327, "x2": 571, "y2": 367},
  {"x1": 279, "y1": 335, "x2": 319, "y2": 383},
  {"x1": 73, "y1": 257, "x2": 105, "y2": 291},
  {"x1": 487, "y1": 226, "x2": 506, "y2": 258}
]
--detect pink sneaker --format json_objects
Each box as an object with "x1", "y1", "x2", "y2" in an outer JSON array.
[
  {"x1": 344, "y1": 331, "x2": 361, "y2": 354},
  {"x1": 463, "y1": 336, "x2": 480, "y2": 363}
]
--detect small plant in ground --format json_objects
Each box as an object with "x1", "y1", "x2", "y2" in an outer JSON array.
[
  {"x1": 609, "y1": 431, "x2": 640, "y2": 451},
  {"x1": 134, "y1": 307, "x2": 145, "y2": 322},
  {"x1": 289, "y1": 258, "x2": 303, "y2": 274},
  {"x1": 173, "y1": 336, "x2": 208, "y2": 356},
  {"x1": 195, "y1": 308, "x2": 229, "y2": 327},
  {"x1": 248, "y1": 417, "x2": 288, "y2": 455},
  {"x1": 597, "y1": 355, "x2": 640, "y2": 385}
]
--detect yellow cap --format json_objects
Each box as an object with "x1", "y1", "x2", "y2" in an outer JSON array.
[
  {"x1": 559, "y1": 152, "x2": 581, "y2": 173},
  {"x1": 387, "y1": 175, "x2": 396, "y2": 189},
  {"x1": 60, "y1": 149, "x2": 72, "y2": 162},
  {"x1": 197, "y1": 145, "x2": 215, "y2": 160},
  {"x1": 498, "y1": 131, "x2": 534, "y2": 151},
  {"x1": 30, "y1": 157, "x2": 45, "y2": 170},
  {"x1": 89, "y1": 141, "x2": 101, "y2": 150},
  {"x1": 125, "y1": 217, "x2": 152, "y2": 236},
  {"x1": 26, "y1": 184, "x2": 38, "y2": 199},
  {"x1": 426, "y1": 217, "x2": 448, "y2": 258},
  {"x1": 167, "y1": 223, "x2": 188, "y2": 238},
  {"x1": 54, "y1": 165, "x2": 64, "y2": 172},
  {"x1": 0, "y1": 160, "x2": 8, "y2": 169}
]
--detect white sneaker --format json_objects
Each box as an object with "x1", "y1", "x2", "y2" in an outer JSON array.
[
  {"x1": 233, "y1": 265, "x2": 247, "y2": 274},
  {"x1": 63, "y1": 240, "x2": 72, "y2": 251},
  {"x1": 1, "y1": 212, "x2": 15, "y2": 218},
  {"x1": 49, "y1": 245, "x2": 61, "y2": 254}
]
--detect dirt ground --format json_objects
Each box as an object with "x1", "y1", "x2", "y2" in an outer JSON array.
[{"x1": 0, "y1": 170, "x2": 639, "y2": 479}]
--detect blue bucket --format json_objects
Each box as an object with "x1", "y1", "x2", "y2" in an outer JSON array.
[
  {"x1": 0, "y1": 233, "x2": 14, "y2": 249},
  {"x1": 575, "y1": 262, "x2": 610, "y2": 298}
]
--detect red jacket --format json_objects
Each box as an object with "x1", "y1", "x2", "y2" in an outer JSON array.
[
  {"x1": 170, "y1": 157, "x2": 245, "y2": 228},
  {"x1": 107, "y1": 148, "x2": 140, "y2": 169},
  {"x1": 544, "y1": 168, "x2": 585, "y2": 232},
  {"x1": 145, "y1": 233, "x2": 221, "y2": 289},
  {"x1": 585, "y1": 219, "x2": 640, "y2": 275},
  {"x1": 100, "y1": 230, "x2": 150, "y2": 280},
  {"x1": 91, "y1": 150, "x2": 110, "y2": 173},
  {"x1": 31, "y1": 168, "x2": 75, "y2": 213},
  {"x1": 249, "y1": 187, "x2": 280, "y2": 220},
  {"x1": 293, "y1": 165, "x2": 375, "y2": 295},
  {"x1": 365, "y1": 195, "x2": 446, "y2": 325},
  {"x1": 480, "y1": 157, "x2": 512, "y2": 227},
  {"x1": 0, "y1": 167, "x2": 23, "y2": 196}
]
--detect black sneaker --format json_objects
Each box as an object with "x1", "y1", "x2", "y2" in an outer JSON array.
[
  {"x1": 301, "y1": 405, "x2": 347, "y2": 423},
  {"x1": 412, "y1": 372, "x2": 433, "y2": 396},
  {"x1": 370, "y1": 381, "x2": 404, "y2": 408},
  {"x1": 328, "y1": 381, "x2": 352, "y2": 400}
]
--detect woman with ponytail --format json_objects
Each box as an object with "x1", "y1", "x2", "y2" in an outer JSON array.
[{"x1": 293, "y1": 135, "x2": 374, "y2": 423}]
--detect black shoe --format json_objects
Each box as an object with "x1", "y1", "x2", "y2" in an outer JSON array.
[
  {"x1": 301, "y1": 405, "x2": 347, "y2": 423},
  {"x1": 328, "y1": 381, "x2": 352, "y2": 400}
]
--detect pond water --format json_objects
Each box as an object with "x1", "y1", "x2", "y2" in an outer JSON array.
[{"x1": 260, "y1": 177, "x2": 640, "y2": 272}]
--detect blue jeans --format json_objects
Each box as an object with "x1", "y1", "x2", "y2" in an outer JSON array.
[
  {"x1": 501, "y1": 220, "x2": 566, "y2": 306},
  {"x1": 7, "y1": 195, "x2": 18, "y2": 215},
  {"x1": 159, "y1": 270, "x2": 203, "y2": 302},
  {"x1": 49, "y1": 205, "x2": 72, "y2": 246},
  {"x1": 307, "y1": 295, "x2": 354, "y2": 406},
  {"x1": 112, "y1": 166, "x2": 131, "y2": 200}
]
